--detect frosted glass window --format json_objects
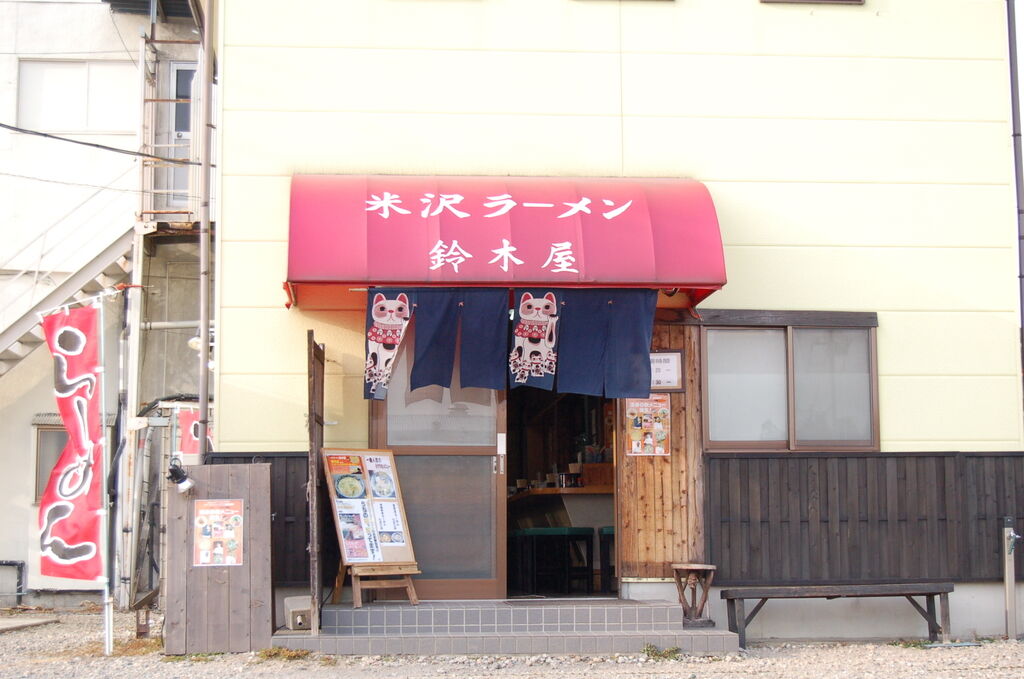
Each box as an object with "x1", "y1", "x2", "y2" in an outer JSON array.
[
  {"x1": 707, "y1": 329, "x2": 788, "y2": 442},
  {"x1": 393, "y1": 456, "x2": 494, "y2": 579},
  {"x1": 19, "y1": 60, "x2": 136, "y2": 132},
  {"x1": 19, "y1": 61, "x2": 87, "y2": 130},
  {"x1": 794, "y1": 328, "x2": 871, "y2": 442},
  {"x1": 386, "y1": 330, "x2": 497, "y2": 446}
]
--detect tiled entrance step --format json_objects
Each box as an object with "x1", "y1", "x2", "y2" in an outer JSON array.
[
  {"x1": 323, "y1": 599, "x2": 687, "y2": 635},
  {"x1": 272, "y1": 600, "x2": 739, "y2": 655}
]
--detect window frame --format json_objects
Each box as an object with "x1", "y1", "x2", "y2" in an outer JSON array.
[
  {"x1": 700, "y1": 314, "x2": 879, "y2": 453},
  {"x1": 761, "y1": 1, "x2": 865, "y2": 5},
  {"x1": 17, "y1": 59, "x2": 138, "y2": 135},
  {"x1": 34, "y1": 425, "x2": 69, "y2": 504}
]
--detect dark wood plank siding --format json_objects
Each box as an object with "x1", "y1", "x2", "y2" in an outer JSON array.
[
  {"x1": 707, "y1": 452, "x2": 1024, "y2": 584},
  {"x1": 208, "y1": 452, "x2": 309, "y2": 586}
]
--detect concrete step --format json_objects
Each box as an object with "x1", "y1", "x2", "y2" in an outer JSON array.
[{"x1": 274, "y1": 629, "x2": 738, "y2": 656}]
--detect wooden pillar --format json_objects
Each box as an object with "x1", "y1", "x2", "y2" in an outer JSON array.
[{"x1": 616, "y1": 322, "x2": 705, "y2": 579}]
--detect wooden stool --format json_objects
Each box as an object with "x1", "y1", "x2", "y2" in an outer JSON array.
[
  {"x1": 671, "y1": 563, "x2": 716, "y2": 626},
  {"x1": 333, "y1": 563, "x2": 421, "y2": 608}
]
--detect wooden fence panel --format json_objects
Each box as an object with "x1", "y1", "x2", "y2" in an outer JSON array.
[
  {"x1": 707, "y1": 452, "x2": 1024, "y2": 585},
  {"x1": 164, "y1": 464, "x2": 273, "y2": 654}
]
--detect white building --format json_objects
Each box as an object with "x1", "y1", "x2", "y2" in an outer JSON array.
[{"x1": 0, "y1": 0, "x2": 202, "y2": 605}]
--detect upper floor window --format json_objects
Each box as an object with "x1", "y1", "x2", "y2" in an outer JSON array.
[
  {"x1": 701, "y1": 311, "x2": 878, "y2": 451},
  {"x1": 17, "y1": 60, "x2": 137, "y2": 133}
]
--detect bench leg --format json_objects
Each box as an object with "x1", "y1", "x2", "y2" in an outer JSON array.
[
  {"x1": 727, "y1": 598, "x2": 747, "y2": 648},
  {"x1": 926, "y1": 595, "x2": 938, "y2": 642},
  {"x1": 940, "y1": 592, "x2": 951, "y2": 645}
]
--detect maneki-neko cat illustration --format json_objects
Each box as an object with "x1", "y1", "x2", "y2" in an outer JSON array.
[
  {"x1": 365, "y1": 292, "x2": 411, "y2": 393},
  {"x1": 509, "y1": 291, "x2": 558, "y2": 383}
]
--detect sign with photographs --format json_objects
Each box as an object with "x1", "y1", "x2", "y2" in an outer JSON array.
[
  {"x1": 322, "y1": 449, "x2": 417, "y2": 567},
  {"x1": 193, "y1": 499, "x2": 244, "y2": 567},
  {"x1": 624, "y1": 394, "x2": 672, "y2": 456}
]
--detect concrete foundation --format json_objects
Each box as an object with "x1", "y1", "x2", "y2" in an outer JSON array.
[{"x1": 621, "y1": 581, "x2": 1024, "y2": 641}]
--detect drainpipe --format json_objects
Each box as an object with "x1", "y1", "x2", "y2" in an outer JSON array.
[
  {"x1": 1009, "y1": 1, "x2": 1024, "y2": 430},
  {"x1": 0, "y1": 561, "x2": 25, "y2": 606},
  {"x1": 197, "y1": 1, "x2": 214, "y2": 462}
]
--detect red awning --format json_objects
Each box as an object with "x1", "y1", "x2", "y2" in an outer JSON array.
[{"x1": 286, "y1": 175, "x2": 726, "y2": 308}]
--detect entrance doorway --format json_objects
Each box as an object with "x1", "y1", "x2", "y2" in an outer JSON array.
[
  {"x1": 505, "y1": 388, "x2": 616, "y2": 597},
  {"x1": 369, "y1": 335, "x2": 618, "y2": 600}
]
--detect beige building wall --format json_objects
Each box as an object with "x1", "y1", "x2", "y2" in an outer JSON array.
[{"x1": 215, "y1": 0, "x2": 1023, "y2": 453}]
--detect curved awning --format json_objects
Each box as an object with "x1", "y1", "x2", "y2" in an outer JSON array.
[{"x1": 286, "y1": 175, "x2": 726, "y2": 308}]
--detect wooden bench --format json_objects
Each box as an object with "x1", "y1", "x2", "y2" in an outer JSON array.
[{"x1": 719, "y1": 583, "x2": 953, "y2": 648}]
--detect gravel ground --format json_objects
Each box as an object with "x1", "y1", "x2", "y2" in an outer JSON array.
[{"x1": 1, "y1": 608, "x2": 1023, "y2": 679}]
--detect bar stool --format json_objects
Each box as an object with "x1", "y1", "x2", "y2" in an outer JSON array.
[
  {"x1": 518, "y1": 527, "x2": 594, "y2": 594},
  {"x1": 598, "y1": 526, "x2": 615, "y2": 593}
]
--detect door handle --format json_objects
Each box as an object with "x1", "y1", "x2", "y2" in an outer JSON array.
[{"x1": 497, "y1": 433, "x2": 506, "y2": 475}]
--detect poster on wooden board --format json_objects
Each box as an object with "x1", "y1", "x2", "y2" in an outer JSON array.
[
  {"x1": 193, "y1": 499, "x2": 244, "y2": 567},
  {"x1": 624, "y1": 394, "x2": 671, "y2": 456},
  {"x1": 322, "y1": 448, "x2": 417, "y2": 566}
]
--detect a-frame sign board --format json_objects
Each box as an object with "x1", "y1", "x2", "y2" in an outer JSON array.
[{"x1": 321, "y1": 448, "x2": 420, "y2": 608}]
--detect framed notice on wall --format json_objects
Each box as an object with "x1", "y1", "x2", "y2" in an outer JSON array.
[
  {"x1": 624, "y1": 394, "x2": 672, "y2": 456},
  {"x1": 650, "y1": 350, "x2": 684, "y2": 392},
  {"x1": 322, "y1": 448, "x2": 417, "y2": 566}
]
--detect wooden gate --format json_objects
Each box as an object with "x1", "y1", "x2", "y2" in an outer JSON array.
[
  {"x1": 307, "y1": 330, "x2": 327, "y2": 633},
  {"x1": 164, "y1": 464, "x2": 272, "y2": 654}
]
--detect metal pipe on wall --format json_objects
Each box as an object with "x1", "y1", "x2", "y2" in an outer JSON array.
[
  {"x1": 1008, "y1": 1, "x2": 1024, "y2": 441},
  {"x1": 0, "y1": 561, "x2": 25, "y2": 607},
  {"x1": 1003, "y1": 517, "x2": 1021, "y2": 640},
  {"x1": 196, "y1": 0, "x2": 214, "y2": 461}
]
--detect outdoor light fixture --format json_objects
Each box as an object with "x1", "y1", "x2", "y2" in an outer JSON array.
[
  {"x1": 187, "y1": 327, "x2": 215, "y2": 352},
  {"x1": 167, "y1": 458, "x2": 195, "y2": 494}
]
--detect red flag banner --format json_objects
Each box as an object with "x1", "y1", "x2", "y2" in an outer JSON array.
[
  {"x1": 38, "y1": 306, "x2": 104, "y2": 580},
  {"x1": 176, "y1": 408, "x2": 213, "y2": 458}
]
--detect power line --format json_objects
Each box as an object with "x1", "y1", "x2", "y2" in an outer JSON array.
[
  {"x1": 108, "y1": 10, "x2": 138, "y2": 68},
  {"x1": 0, "y1": 50, "x2": 132, "y2": 56},
  {"x1": 0, "y1": 165, "x2": 136, "y2": 272},
  {"x1": 0, "y1": 169, "x2": 198, "y2": 200},
  {"x1": 0, "y1": 122, "x2": 200, "y2": 166}
]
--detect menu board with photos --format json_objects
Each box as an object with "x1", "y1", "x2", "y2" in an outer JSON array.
[{"x1": 322, "y1": 448, "x2": 417, "y2": 566}]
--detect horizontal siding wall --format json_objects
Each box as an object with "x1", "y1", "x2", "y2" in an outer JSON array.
[
  {"x1": 707, "y1": 452, "x2": 1024, "y2": 585},
  {"x1": 215, "y1": 0, "x2": 1022, "y2": 453}
]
